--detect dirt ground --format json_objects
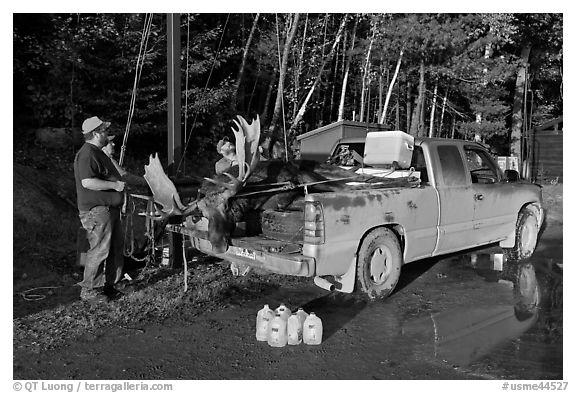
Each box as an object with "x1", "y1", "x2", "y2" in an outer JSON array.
[{"x1": 12, "y1": 143, "x2": 563, "y2": 380}]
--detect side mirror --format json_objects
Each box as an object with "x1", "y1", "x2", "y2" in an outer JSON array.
[{"x1": 505, "y1": 169, "x2": 520, "y2": 182}]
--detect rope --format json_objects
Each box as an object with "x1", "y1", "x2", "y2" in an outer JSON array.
[
  {"x1": 19, "y1": 286, "x2": 61, "y2": 302},
  {"x1": 182, "y1": 238, "x2": 188, "y2": 292},
  {"x1": 120, "y1": 13, "x2": 154, "y2": 167},
  {"x1": 177, "y1": 14, "x2": 231, "y2": 175}
]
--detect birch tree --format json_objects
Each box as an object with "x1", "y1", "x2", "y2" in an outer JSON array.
[
  {"x1": 268, "y1": 13, "x2": 300, "y2": 135},
  {"x1": 232, "y1": 13, "x2": 260, "y2": 111},
  {"x1": 337, "y1": 15, "x2": 358, "y2": 121},
  {"x1": 379, "y1": 47, "x2": 403, "y2": 125},
  {"x1": 290, "y1": 15, "x2": 347, "y2": 133}
]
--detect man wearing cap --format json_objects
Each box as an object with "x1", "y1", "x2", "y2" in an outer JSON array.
[
  {"x1": 215, "y1": 136, "x2": 238, "y2": 175},
  {"x1": 74, "y1": 116, "x2": 126, "y2": 303}
]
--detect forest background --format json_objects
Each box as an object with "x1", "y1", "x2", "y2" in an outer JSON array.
[{"x1": 13, "y1": 13, "x2": 563, "y2": 170}]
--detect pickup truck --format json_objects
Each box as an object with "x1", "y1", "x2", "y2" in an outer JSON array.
[{"x1": 167, "y1": 133, "x2": 545, "y2": 299}]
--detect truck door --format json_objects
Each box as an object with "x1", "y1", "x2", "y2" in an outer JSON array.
[
  {"x1": 432, "y1": 144, "x2": 477, "y2": 255},
  {"x1": 463, "y1": 146, "x2": 517, "y2": 244}
]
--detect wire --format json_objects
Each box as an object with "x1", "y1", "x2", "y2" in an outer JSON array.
[
  {"x1": 177, "y1": 14, "x2": 231, "y2": 175},
  {"x1": 183, "y1": 14, "x2": 191, "y2": 176},
  {"x1": 120, "y1": 13, "x2": 153, "y2": 167},
  {"x1": 19, "y1": 286, "x2": 61, "y2": 302}
]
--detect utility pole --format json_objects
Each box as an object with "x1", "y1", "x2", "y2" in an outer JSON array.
[{"x1": 166, "y1": 13, "x2": 183, "y2": 269}]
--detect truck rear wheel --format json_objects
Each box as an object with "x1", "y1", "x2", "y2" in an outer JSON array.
[
  {"x1": 503, "y1": 207, "x2": 540, "y2": 262},
  {"x1": 356, "y1": 227, "x2": 402, "y2": 300}
]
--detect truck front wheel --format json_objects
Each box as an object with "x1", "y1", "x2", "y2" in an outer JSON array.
[
  {"x1": 356, "y1": 228, "x2": 402, "y2": 300},
  {"x1": 503, "y1": 208, "x2": 540, "y2": 262}
]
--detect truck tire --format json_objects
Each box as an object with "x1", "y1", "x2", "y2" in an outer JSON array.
[
  {"x1": 261, "y1": 209, "x2": 304, "y2": 242},
  {"x1": 503, "y1": 207, "x2": 540, "y2": 262},
  {"x1": 356, "y1": 227, "x2": 402, "y2": 300}
]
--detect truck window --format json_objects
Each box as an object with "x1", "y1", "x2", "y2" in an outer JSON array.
[
  {"x1": 410, "y1": 145, "x2": 429, "y2": 183},
  {"x1": 464, "y1": 147, "x2": 500, "y2": 184},
  {"x1": 437, "y1": 145, "x2": 467, "y2": 186}
]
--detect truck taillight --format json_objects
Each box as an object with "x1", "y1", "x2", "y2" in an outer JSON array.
[{"x1": 304, "y1": 201, "x2": 325, "y2": 244}]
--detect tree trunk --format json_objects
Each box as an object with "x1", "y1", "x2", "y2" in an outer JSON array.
[
  {"x1": 261, "y1": 65, "x2": 277, "y2": 127},
  {"x1": 474, "y1": 41, "x2": 493, "y2": 142},
  {"x1": 428, "y1": 81, "x2": 438, "y2": 137},
  {"x1": 406, "y1": 79, "x2": 412, "y2": 131},
  {"x1": 329, "y1": 36, "x2": 340, "y2": 121},
  {"x1": 510, "y1": 43, "x2": 532, "y2": 159},
  {"x1": 377, "y1": 55, "x2": 384, "y2": 123},
  {"x1": 290, "y1": 16, "x2": 347, "y2": 133},
  {"x1": 419, "y1": 87, "x2": 426, "y2": 138},
  {"x1": 439, "y1": 88, "x2": 448, "y2": 138},
  {"x1": 380, "y1": 48, "x2": 404, "y2": 125},
  {"x1": 292, "y1": 14, "x2": 309, "y2": 119},
  {"x1": 395, "y1": 77, "x2": 400, "y2": 130},
  {"x1": 359, "y1": 27, "x2": 375, "y2": 123},
  {"x1": 232, "y1": 13, "x2": 260, "y2": 111},
  {"x1": 269, "y1": 13, "x2": 300, "y2": 137},
  {"x1": 410, "y1": 60, "x2": 425, "y2": 137},
  {"x1": 338, "y1": 15, "x2": 357, "y2": 121},
  {"x1": 246, "y1": 65, "x2": 261, "y2": 114}
]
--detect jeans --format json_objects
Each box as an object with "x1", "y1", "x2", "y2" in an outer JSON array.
[{"x1": 78, "y1": 206, "x2": 124, "y2": 290}]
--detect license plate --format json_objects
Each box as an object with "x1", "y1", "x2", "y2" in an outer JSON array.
[{"x1": 236, "y1": 248, "x2": 256, "y2": 260}]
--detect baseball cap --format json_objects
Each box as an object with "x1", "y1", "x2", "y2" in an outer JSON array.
[{"x1": 82, "y1": 116, "x2": 111, "y2": 134}]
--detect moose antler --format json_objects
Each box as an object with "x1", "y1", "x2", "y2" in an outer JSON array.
[
  {"x1": 204, "y1": 115, "x2": 261, "y2": 192},
  {"x1": 143, "y1": 153, "x2": 187, "y2": 220}
]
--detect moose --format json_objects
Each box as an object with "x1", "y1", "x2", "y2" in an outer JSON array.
[{"x1": 143, "y1": 115, "x2": 368, "y2": 253}]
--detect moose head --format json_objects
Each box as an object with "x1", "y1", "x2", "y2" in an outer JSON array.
[{"x1": 143, "y1": 115, "x2": 261, "y2": 253}]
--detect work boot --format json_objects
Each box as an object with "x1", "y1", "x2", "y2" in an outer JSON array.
[
  {"x1": 80, "y1": 288, "x2": 109, "y2": 304},
  {"x1": 115, "y1": 280, "x2": 136, "y2": 293},
  {"x1": 104, "y1": 281, "x2": 135, "y2": 299}
]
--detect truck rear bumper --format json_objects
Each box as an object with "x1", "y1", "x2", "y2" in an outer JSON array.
[{"x1": 165, "y1": 224, "x2": 315, "y2": 277}]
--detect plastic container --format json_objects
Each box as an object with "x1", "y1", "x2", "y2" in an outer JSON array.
[
  {"x1": 256, "y1": 304, "x2": 275, "y2": 342},
  {"x1": 296, "y1": 307, "x2": 309, "y2": 326},
  {"x1": 267, "y1": 313, "x2": 288, "y2": 347},
  {"x1": 275, "y1": 304, "x2": 292, "y2": 321},
  {"x1": 363, "y1": 131, "x2": 414, "y2": 169},
  {"x1": 303, "y1": 312, "x2": 323, "y2": 345},
  {"x1": 287, "y1": 314, "x2": 303, "y2": 345}
]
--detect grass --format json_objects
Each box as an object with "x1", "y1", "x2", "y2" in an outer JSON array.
[{"x1": 13, "y1": 259, "x2": 292, "y2": 353}]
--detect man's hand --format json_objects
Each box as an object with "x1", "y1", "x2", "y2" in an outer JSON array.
[{"x1": 114, "y1": 181, "x2": 126, "y2": 192}]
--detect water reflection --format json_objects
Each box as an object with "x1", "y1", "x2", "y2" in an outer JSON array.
[{"x1": 402, "y1": 257, "x2": 562, "y2": 367}]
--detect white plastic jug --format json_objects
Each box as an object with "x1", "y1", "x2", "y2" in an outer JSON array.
[
  {"x1": 267, "y1": 313, "x2": 288, "y2": 347},
  {"x1": 287, "y1": 314, "x2": 303, "y2": 345},
  {"x1": 256, "y1": 304, "x2": 275, "y2": 342},
  {"x1": 303, "y1": 312, "x2": 323, "y2": 345},
  {"x1": 275, "y1": 303, "x2": 292, "y2": 321},
  {"x1": 296, "y1": 307, "x2": 309, "y2": 326}
]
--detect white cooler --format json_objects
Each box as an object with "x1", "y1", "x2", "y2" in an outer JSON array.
[{"x1": 363, "y1": 131, "x2": 414, "y2": 169}]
